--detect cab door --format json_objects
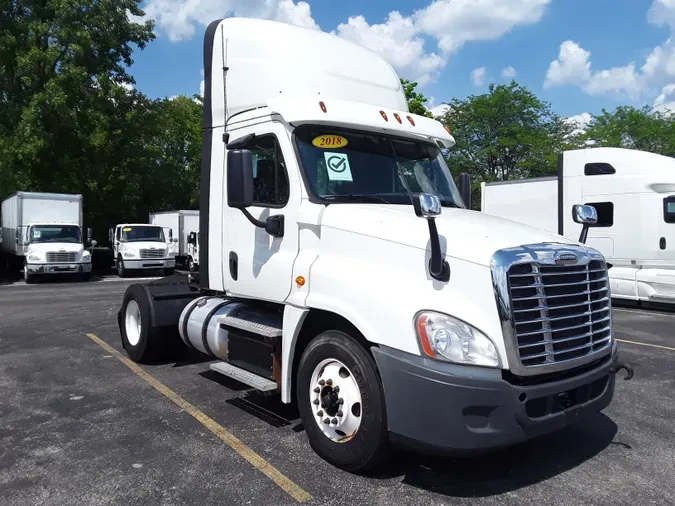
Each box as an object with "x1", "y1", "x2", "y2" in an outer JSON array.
[
  {"x1": 659, "y1": 195, "x2": 675, "y2": 262},
  {"x1": 223, "y1": 123, "x2": 301, "y2": 303}
]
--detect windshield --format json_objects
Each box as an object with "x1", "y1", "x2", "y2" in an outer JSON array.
[
  {"x1": 121, "y1": 226, "x2": 165, "y2": 242},
  {"x1": 30, "y1": 225, "x2": 82, "y2": 244},
  {"x1": 294, "y1": 124, "x2": 465, "y2": 207}
]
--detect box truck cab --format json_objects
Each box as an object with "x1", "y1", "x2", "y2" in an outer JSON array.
[
  {"x1": 110, "y1": 223, "x2": 176, "y2": 278},
  {"x1": 481, "y1": 147, "x2": 675, "y2": 307},
  {"x1": 116, "y1": 18, "x2": 632, "y2": 473},
  {"x1": 1, "y1": 192, "x2": 95, "y2": 283},
  {"x1": 186, "y1": 230, "x2": 199, "y2": 271}
]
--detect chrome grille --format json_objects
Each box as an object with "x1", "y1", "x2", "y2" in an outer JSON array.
[
  {"x1": 46, "y1": 252, "x2": 78, "y2": 263},
  {"x1": 140, "y1": 248, "x2": 166, "y2": 259},
  {"x1": 507, "y1": 260, "x2": 611, "y2": 367}
]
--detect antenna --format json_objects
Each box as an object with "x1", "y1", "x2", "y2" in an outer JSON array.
[{"x1": 221, "y1": 25, "x2": 229, "y2": 124}]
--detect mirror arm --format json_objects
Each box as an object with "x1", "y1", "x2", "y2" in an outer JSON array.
[
  {"x1": 239, "y1": 208, "x2": 284, "y2": 238},
  {"x1": 427, "y1": 218, "x2": 450, "y2": 282},
  {"x1": 578, "y1": 224, "x2": 590, "y2": 244}
]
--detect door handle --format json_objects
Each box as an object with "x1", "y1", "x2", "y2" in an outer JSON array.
[
  {"x1": 660, "y1": 237, "x2": 666, "y2": 250},
  {"x1": 229, "y1": 251, "x2": 238, "y2": 280}
]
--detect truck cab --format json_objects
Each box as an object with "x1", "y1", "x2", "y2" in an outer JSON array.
[
  {"x1": 116, "y1": 18, "x2": 632, "y2": 473},
  {"x1": 110, "y1": 223, "x2": 176, "y2": 278},
  {"x1": 187, "y1": 231, "x2": 199, "y2": 271}
]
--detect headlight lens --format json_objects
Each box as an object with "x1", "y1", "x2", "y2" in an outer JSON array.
[
  {"x1": 123, "y1": 251, "x2": 135, "y2": 258},
  {"x1": 415, "y1": 311, "x2": 500, "y2": 368},
  {"x1": 82, "y1": 251, "x2": 91, "y2": 263},
  {"x1": 28, "y1": 254, "x2": 41, "y2": 262}
]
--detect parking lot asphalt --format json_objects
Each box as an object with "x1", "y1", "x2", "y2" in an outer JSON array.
[{"x1": 0, "y1": 279, "x2": 674, "y2": 506}]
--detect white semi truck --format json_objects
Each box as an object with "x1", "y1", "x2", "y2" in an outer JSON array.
[
  {"x1": 148, "y1": 210, "x2": 200, "y2": 269},
  {"x1": 109, "y1": 223, "x2": 177, "y2": 278},
  {"x1": 116, "y1": 18, "x2": 633, "y2": 472},
  {"x1": 1, "y1": 192, "x2": 95, "y2": 283},
  {"x1": 481, "y1": 147, "x2": 675, "y2": 307}
]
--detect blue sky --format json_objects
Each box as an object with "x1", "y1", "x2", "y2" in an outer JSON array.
[{"x1": 128, "y1": 0, "x2": 675, "y2": 128}]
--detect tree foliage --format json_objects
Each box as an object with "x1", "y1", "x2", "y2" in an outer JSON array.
[
  {"x1": 582, "y1": 105, "x2": 675, "y2": 156},
  {"x1": 401, "y1": 79, "x2": 433, "y2": 117}
]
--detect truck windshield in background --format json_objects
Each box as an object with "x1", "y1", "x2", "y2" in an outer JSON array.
[
  {"x1": 30, "y1": 225, "x2": 82, "y2": 244},
  {"x1": 121, "y1": 226, "x2": 165, "y2": 242},
  {"x1": 294, "y1": 124, "x2": 465, "y2": 208}
]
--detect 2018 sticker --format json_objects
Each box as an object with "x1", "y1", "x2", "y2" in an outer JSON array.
[
  {"x1": 324, "y1": 152, "x2": 353, "y2": 182},
  {"x1": 312, "y1": 135, "x2": 348, "y2": 149}
]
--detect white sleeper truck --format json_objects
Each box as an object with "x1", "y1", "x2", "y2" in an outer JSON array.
[
  {"x1": 148, "y1": 210, "x2": 200, "y2": 269},
  {"x1": 116, "y1": 18, "x2": 633, "y2": 472},
  {"x1": 1, "y1": 192, "x2": 95, "y2": 283},
  {"x1": 110, "y1": 223, "x2": 177, "y2": 278},
  {"x1": 481, "y1": 147, "x2": 675, "y2": 307}
]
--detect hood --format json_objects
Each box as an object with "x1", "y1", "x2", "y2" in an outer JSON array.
[
  {"x1": 320, "y1": 204, "x2": 579, "y2": 266},
  {"x1": 27, "y1": 242, "x2": 83, "y2": 254},
  {"x1": 121, "y1": 241, "x2": 168, "y2": 251}
]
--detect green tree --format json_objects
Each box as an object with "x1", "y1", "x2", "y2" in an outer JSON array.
[
  {"x1": 0, "y1": 0, "x2": 155, "y2": 233},
  {"x1": 438, "y1": 81, "x2": 576, "y2": 196},
  {"x1": 582, "y1": 105, "x2": 675, "y2": 156},
  {"x1": 401, "y1": 78, "x2": 433, "y2": 117}
]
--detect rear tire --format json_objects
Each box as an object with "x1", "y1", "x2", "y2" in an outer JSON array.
[
  {"x1": 119, "y1": 284, "x2": 165, "y2": 363},
  {"x1": 296, "y1": 330, "x2": 390, "y2": 473}
]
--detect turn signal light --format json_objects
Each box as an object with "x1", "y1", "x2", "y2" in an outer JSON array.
[
  {"x1": 444, "y1": 125, "x2": 453, "y2": 135},
  {"x1": 319, "y1": 101, "x2": 327, "y2": 113},
  {"x1": 407, "y1": 115, "x2": 415, "y2": 126},
  {"x1": 380, "y1": 110, "x2": 388, "y2": 121},
  {"x1": 393, "y1": 113, "x2": 402, "y2": 124}
]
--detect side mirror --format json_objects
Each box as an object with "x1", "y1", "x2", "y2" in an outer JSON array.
[
  {"x1": 108, "y1": 227, "x2": 114, "y2": 242},
  {"x1": 87, "y1": 227, "x2": 92, "y2": 240},
  {"x1": 227, "y1": 149, "x2": 254, "y2": 208},
  {"x1": 412, "y1": 193, "x2": 449, "y2": 282},
  {"x1": 413, "y1": 193, "x2": 442, "y2": 218},
  {"x1": 91, "y1": 240, "x2": 98, "y2": 247},
  {"x1": 459, "y1": 172, "x2": 472, "y2": 210},
  {"x1": 572, "y1": 204, "x2": 597, "y2": 244}
]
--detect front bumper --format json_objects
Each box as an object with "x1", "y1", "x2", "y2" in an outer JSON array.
[
  {"x1": 372, "y1": 343, "x2": 618, "y2": 454},
  {"x1": 27, "y1": 262, "x2": 92, "y2": 274},
  {"x1": 123, "y1": 258, "x2": 175, "y2": 270}
]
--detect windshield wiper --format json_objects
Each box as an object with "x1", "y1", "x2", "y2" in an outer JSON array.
[
  {"x1": 323, "y1": 194, "x2": 393, "y2": 204},
  {"x1": 440, "y1": 200, "x2": 462, "y2": 208}
]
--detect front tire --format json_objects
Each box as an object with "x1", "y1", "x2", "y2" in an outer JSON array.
[
  {"x1": 188, "y1": 256, "x2": 196, "y2": 272},
  {"x1": 117, "y1": 257, "x2": 127, "y2": 278},
  {"x1": 296, "y1": 330, "x2": 390, "y2": 473},
  {"x1": 24, "y1": 262, "x2": 36, "y2": 284}
]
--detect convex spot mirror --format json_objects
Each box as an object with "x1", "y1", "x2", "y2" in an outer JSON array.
[
  {"x1": 413, "y1": 193, "x2": 442, "y2": 218},
  {"x1": 573, "y1": 204, "x2": 598, "y2": 225}
]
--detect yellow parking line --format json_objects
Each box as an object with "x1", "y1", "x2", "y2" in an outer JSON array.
[
  {"x1": 616, "y1": 338, "x2": 675, "y2": 352},
  {"x1": 85, "y1": 333, "x2": 312, "y2": 503}
]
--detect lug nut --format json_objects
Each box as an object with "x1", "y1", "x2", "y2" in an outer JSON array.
[
  {"x1": 313, "y1": 399, "x2": 319, "y2": 405},
  {"x1": 331, "y1": 418, "x2": 338, "y2": 424},
  {"x1": 323, "y1": 418, "x2": 330, "y2": 424},
  {"x1": 333, "y1": 386, "x2": 340, "y2": 393},
  {"x1": 317, "y1": 410, "x2": 323, "y2": 417},
  {"x1": 338, "y1": 398, "x2": 344, "y2": 405},
  {"x1": 337, "y1": 410, "x2": 343, "y2": 417},
  {"x1": 319, "y1": 379, "x2": 325, "y2": 386},
  {"x1": 326, "y1": 379, "x2": 333, "y2": 386},
  {"x1": 313, "y1": 387, "x2": 320, "y2": 393}
]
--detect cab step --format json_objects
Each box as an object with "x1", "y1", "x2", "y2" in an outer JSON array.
[
  {"x1": 209, "y1": 362, "x2": 278, "y2": 392},
  {"x1": 218, "y1": 315, "x2": 282, "y2": 338}
]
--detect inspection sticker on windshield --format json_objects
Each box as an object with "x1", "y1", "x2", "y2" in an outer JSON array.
[
  {"x1": 313, "y1": 135, "x2": 348, "y2": 149},
  {"x1": 324, "y1": 152, "x2": 352, "y2": 182},
  {"x1": 33, "y1": 230, "x2": 41, "y2": 238},
  {"x1": 123, "y1": 227, "x2": 132, "y2": 232}
]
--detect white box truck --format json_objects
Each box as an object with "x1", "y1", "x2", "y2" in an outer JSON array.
[
  {"x1": 115, "y1": 18, "x2": 633, "y2": 473},
  {"x1": 481, "y1": 147, "x2": 675, "y2": 307},
  {"x1": 186, "y1": 230, "x2": 199, "y2": 272},
  {"x1": 109, "y1": 223, "x2": 177, "y2": 278},
  {"x1": 148, "y1": 210, "x2": 200, "y2": 268},
  {"x1": 1, "y1": 192, "x2": 95, "y2": 283}
]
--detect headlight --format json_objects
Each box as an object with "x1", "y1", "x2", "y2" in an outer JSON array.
[
  {"x1": 415, "y1": 311, "x2": 500, "y2": 368},
  {"x1": 123, "y1": 251, "x2": 135, "y2": 258},
  {"x1": 82, "y1": 252, "x2": 91, "y2": 263},
  {"x1": 28, "y1": 254, "x2": 41, "y2": 262}
]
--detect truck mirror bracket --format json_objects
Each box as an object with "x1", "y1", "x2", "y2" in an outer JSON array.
[
  {"x1": 240, "y1": 209, "x2": 285, "y2": 238},
  {"x1": 427, "y1": 219, "x2": 450, "y2": 282}
]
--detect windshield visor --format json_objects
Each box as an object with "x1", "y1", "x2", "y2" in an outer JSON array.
[
  {"x1": 294, "y1": 125, "x2": 465, "y2": 207},
  {"x1": 121, "y1": 226, "x2": 165, "y2": 242},
  {"x1": 30, "y1": 225, "x2": 82, "y2": 244}
]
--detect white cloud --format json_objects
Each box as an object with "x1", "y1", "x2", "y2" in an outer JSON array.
[
  {"x1": 501, "y1": 66, "x2": 516, "y2": 78},
  {"x1": 138, "y1": 0, "x2": 317, "y2": 42},
  {"x1": 428, "y1": 97, "x2": 451, "y2": 117},
  {"x1": 140, "y1": 0, "x2": 552, "y2": 86},
  {"x1": 564, "y1": 112, "x2": 592, "y2": 135},
  {"x1": 544, "y1": 1, "x2": 675, "y2": 102},
  {"x1": 471, "y1": 67, "x2": 487, "y2": 86},
  {"x1": 654, "y1": 83, "x2": 675, "y2": 112}
]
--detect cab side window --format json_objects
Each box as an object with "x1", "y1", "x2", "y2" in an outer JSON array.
[{"x1": 240, "y1": 134, "x2": 290, "y2": 207}]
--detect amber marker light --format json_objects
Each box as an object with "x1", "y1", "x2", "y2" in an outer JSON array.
[
  {"x1": 295, "y1": 276, "x2": 306, "y2": 288},
  {"x1": 415, "y1": 313, "x2": 436, "y2": 358},
  {"x1": 319, "y1": 101, "x2": 327, "y2": 113}
]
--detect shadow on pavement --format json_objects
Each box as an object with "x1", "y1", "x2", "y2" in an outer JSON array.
[{"x1": 371, "y1": 413, "x2": 620, "y2": 498}]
